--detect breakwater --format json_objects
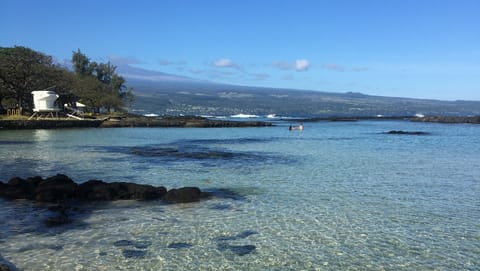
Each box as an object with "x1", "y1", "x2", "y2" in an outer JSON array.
[{"x1": 0, "y1": 115, "x2": 272, "y2": 130}]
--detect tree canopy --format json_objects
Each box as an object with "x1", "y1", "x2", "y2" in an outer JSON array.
[{"x1": 0, "y1": 46, "x2": 134, "y2": 114}]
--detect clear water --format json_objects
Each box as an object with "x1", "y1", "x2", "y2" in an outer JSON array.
[{"x1": 0, "y1": 121, "x2": 479, "y2": 270}]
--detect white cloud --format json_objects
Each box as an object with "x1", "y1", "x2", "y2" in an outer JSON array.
[
  {"x1": 273, "y1": 59, "x2": 310, "y2": 71},
  {"x1": 295, "y1": 59, "x2": 310, "y2": 71},
  {"x1": 212, "y1": 58, "x2": 236, "y2": 68}
]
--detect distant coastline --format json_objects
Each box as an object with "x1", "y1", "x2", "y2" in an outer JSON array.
[
  {"x1": 1, "y1": 114, "x2": 479, "y2": 130},
  {"x1": 296, "y1": 115, "x2": 480, "y2": 124},
  {"x1": 410, "y1": 115, "x2": 480, "y2": 124}
]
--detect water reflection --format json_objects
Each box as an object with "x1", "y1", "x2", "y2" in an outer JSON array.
[{"x1": 33, "y1": 129, "x2": 53, "y2": 141}]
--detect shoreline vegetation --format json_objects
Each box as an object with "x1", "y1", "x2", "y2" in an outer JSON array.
[{"x1": 1, "y1": 114, "x2": 480, "y2": 130}]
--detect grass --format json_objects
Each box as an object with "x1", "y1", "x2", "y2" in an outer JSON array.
[{"x1": 0, "y1": 114, "x2": 30, "y2": 120}]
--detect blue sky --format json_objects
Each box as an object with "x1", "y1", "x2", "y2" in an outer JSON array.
[{"x1": 1, "y1": 0, "x2": 479, "y2": 101}]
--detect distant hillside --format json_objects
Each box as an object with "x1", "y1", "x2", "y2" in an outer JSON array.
[{"x1": 127, "y1": 79, "x2": 480, "y2": 117}]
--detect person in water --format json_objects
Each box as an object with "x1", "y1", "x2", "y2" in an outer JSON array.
[{"x1": 288, "y1": 123, "x2": 304, "y2": 131}]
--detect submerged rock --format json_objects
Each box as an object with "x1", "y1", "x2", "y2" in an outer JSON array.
[
  {"x1": 122, "y1": 249, "x2": 146, "y2": 258},
  {"x1": 167, "y1": 242, "x2": 193, "y2": 249},
  {"x1": 113, "y1": 240, "x2": 135, "y2": 247},
  {"x1": 229, "y1": 245, "x2": 256, "y2": 256},
  {"x1": 114, "y1": 240, "x2": 151, "y2": 249},
  {"x1": 214, "y1": 230, "x2": 258, "y2": 256},
  {"x1": 216, "y1": 243, "x2": 256, "y2": 256},
  {"x1": 44, "y1": 213, "x2": 72, "y2": 227},
  {"x1": 0, "y1": 174, "x2": 209, "y2": 228},
  {"x1": 163, "y1": 187, "x2": 205, "y2": 203},
  {"x1": 385, "y1": 130, "x2": 430, "y2": 135}
]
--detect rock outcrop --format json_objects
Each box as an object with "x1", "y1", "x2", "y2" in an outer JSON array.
[
  {"x1": 99, "y1": 115, "x2": 272, "y2": 128},
  {"x1": 163, "y1": 187, "x2": 205, "y2": 203},
  {"x1": 0, "y1": 174, "x2": 205, "y2": 204},
  {"x1": 384, "y1": 130, "x2": 430, "y2": 135}
]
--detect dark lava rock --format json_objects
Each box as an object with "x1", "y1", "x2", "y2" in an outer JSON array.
[
  {"x1": 163, "y1": 187, "x2": 204, "y2": 203},
  {"x1": 35, "y1": 174, "x2": 78, "y2": 203},
  {"x1": 236, "y1": 230, "x2": 259, "y2": 239},
  {"x1": 114, "y1": 240, "x2": 151, "y2": 249},
  {"x1": 44, "y1": 213, "x2": 72, "y2": 227},
  {"x1": 167, "y1": 242, "x2": 193, "y2": 249},
  {"x1": 44, "y1": 204, "x2": 73, "y2": 227},
  {"x1": 385, "y1": 130, "x2": 430, "y2": 135},
  {"x1": 99, "y1": 115, "x2": 272, "y2": 128},
  {"x1": 1, "y1": 174, "x2": 206, "y2": 207},
  {"x1": 214, "y1": 230, "x2": 259, "y2": 242},
  {"x1": 0, "y1": 119, "x2": 103, "y2": 130},
  {"x1": 78, "y1": 180, "x2": 167, "y2": 201},
  {"x1": 122, "y1": 249, "x2": 146, "y2": 258},
  {"x1": 413, "y1": 116, "x2": 480, "y2": 124},
  {"x1": 114, "y1": 240, "x2": 135, "y2": 247},
  {"x1": 209, "y1": 203, "x2": 231, "y2": 210},
  {"x1": 1, "y1": 177, "x2": 36, "y2": 200},
  {"x1": 216, "y1": 243, "x2": 256, "y2": 256},
  {"x1": 0, "y1": 174, "x2": 169, "y2": 203},
  {"x1": 0, "y1": 264, "x2": 11, "y2": 271},
  {"x1": 229, "y1": 245, "x2": 256, "y2": 256},
  {"x1": 133, "y1": 242, "x2": 151, "y2": 249}
]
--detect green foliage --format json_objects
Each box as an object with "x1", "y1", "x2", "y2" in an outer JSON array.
[
  {"x1": 0, "y1": 46, "x2": 134, "y2": 114},
  {"x1": 0, "y1": 46, "x2": 61, "y2": 112},
  {"x1": 70, "y1": 49, "x2": 130, "y2": 112}
]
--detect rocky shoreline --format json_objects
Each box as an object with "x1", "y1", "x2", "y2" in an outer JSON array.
[
  {"x1": 293, "y1": 115, "x2": 480, "y2": 124},
  {"x1": 0, "y1": 174, "x2": 211, "y2": 228},
  {"x1": 0, "y1": 174, "x2": 208, "y2": 205},
  {"x1": 0, "y1": 115, "x2": 272, "y2": 130},
  {"x1": 0, "y1": 174, "x2": 248, "y2": 270},
  {"x1": 411, "y1": 115, "x2": 480, "y2": 124},
  {"x1": 99, "y1": 115, "x2": 272, "y2": 128}
]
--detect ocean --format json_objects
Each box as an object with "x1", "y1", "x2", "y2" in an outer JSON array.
[{"x1": 0, "y1": 120, "x2": 479, "y2": 270}]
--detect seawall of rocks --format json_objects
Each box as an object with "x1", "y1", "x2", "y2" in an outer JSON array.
[
  {"x1": 99, "y1": 115, "x2": 272, "y2": 128},
  {"x1": 0, "y1": 119, "x2": 103, "y2": 130},
  {"x1": 0, "y1": 115, "x2": 272, "y2": 130}
]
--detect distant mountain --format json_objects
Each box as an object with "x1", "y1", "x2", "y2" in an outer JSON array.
[
  {"x1": 121, "y1": 71, "x2": 480, "y2": 117},
  {"x1": 116, "y1": 64, "x2": 199, "y2": 83}
]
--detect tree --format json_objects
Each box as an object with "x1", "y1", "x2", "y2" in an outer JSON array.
[
  {"x1": 70, "y1": 50, "x2": 132, "y2": 112},
  {"x1": 0, "y1": 46, "x2": 135, "y2": 115},
  {"x1": 72, "y1": 49, "x2": 95, "y2": 77},
  {"x1": 0, "y1": 46, "x2": 60, "y2": 113}
]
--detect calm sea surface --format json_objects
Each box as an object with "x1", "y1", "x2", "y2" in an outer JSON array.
[{"x1": 0, "y1": 120, "x2": 479, "y2": 270}]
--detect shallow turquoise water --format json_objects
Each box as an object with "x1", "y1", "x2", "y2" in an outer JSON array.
[{"x1": 0, "y1": 121, "x2": 479, "y2": 270}]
